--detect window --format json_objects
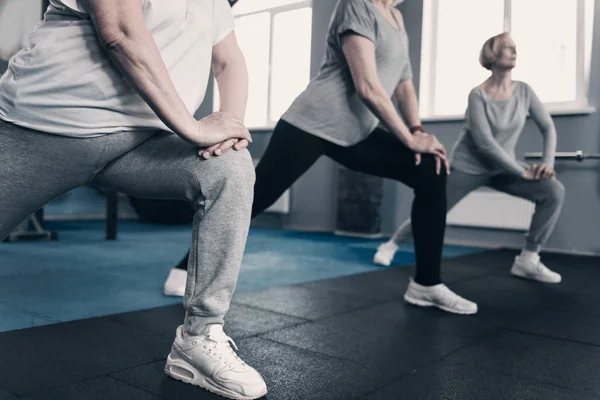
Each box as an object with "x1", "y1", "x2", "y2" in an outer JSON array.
[
  {"x1": 419, "y1": 0, "x2": 594, "y2": 119},
  {"x1": 213, "y1": 0, "x2": 313, "y2": 129}
]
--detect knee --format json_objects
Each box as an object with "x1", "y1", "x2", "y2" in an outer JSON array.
[
  {"x1": 545, "y1": 179, "x2": 566, "y2": 206},
  {"x1": 207, "y1": 149, "x2": 256, "y2": 193},
  {"x1": 414, "y1": 155, "x2": 447, "y2": 194}
]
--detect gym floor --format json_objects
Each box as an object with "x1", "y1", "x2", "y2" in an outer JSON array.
[{"x1": 0, "y1": 221, "x2": 599, "y2": 399}]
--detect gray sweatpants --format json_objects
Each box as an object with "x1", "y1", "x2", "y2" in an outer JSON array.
[
  {"x1": 391, "y1": 168, "x2": 565, "y2": 252},
  {"x1": 0, "y1": 119, "x2": 254, "y2": 336}
]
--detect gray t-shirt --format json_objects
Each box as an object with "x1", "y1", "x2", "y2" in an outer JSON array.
[
  {"x1": 281, "y1": 0, "x2": 412, "y2": 146},
  {"x1": 450, "y1": 81, "x2": 557, "y2": 176}
]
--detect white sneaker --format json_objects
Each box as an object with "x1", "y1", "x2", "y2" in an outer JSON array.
[
  {"x1": 511, "y1": 254, "x2": 561, "y2": 283},
  {"x1": 165, "y1": 325, "x2": 267, "y2": 400},
  {"x1": 373, "y1": 241, "x2": 399, "y2": 266},
  {"x1": 164, "y1": 268, "x2": 186, "y2": 297},
  {"x1": 404, "y1": 278, "x2": 478, "y2": 315}
]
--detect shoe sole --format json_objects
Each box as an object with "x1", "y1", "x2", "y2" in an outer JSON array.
[
  {"x1": 403, "y1": 294, "x2": 477, "y2": 315},
  {"x1": 165, "y1": 353, "x2": 267, "y2": 400},
  {"x1": 510, "y1": 268, "x2": 561, "y2": 284},
  {"x1": 163, "y1": 288, "x2": 184, "y2": 297},
  {"x1": 373, "y1": 254, "x2": 392, "y2": 266}
]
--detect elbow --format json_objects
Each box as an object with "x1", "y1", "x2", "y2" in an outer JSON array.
[
  {"x1": 355, "y1": 79, "x2": 378, "y2": 102},
  {"x1": 97, "y1": 28, "x2": 129, "y2": 52},
  {"x1": 394, "y1": 80, "x2": 410, "y2": 100},
  {"x1": 214, "y1": 52, "x2": 245, "y2": 80},
  {"x1": 473, "y1": 142, "x2": 494, "y2": 156},
  {"x1": 542, "y1": 127, "x2": 557, "y2": 139}
]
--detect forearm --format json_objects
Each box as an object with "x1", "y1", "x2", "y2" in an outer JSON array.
[
  {"x1": 395, "y1": 80, "x2": 421, "y2": 129},
  {"x1": 214, "y1": 55, "x2": 248, "y2": 120},
  {"x1": 469, "y1": 120, "x2": 526, "y2": 175},
  {"x1": 104, "y1": 33, "x2": 199, "y2": 142},
  {"x1": 360, "y1": 84, "x2": 412, "y2": 145},
  {"x1": 478, "y1": 141, "x2": 527, "y2": 176},
  {"x1": 540, "y1": 127, "x2": 557, "y2": 168},
  {"x1": 530, "y1": 99, "x2": 557, "y2": 168}
]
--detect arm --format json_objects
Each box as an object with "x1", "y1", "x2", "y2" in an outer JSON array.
[
  {"x1": 466, "y1": 91, "x2": 527, "y2": 176},
  {"x1": 391, "y1": 10, "x2": 420, "y2": 129},
  {"x1": 212, "y1": 31, "x2": 248, "y2": 121},
  {"x1": 528, "y1": 87, "x2": 557, "y2": 168},
  {"x1": 201, "y1": 31, "x2": 249, "y2": 157},
  {"x1": 83, "y1": 0, "x2": 200, "y2": 142},
  {"x1": 394, "y1": 79, "x2": 421, "y2": 130},
  {"x1": 342, "y1": 34, "x2": 413, "y2": 146}
]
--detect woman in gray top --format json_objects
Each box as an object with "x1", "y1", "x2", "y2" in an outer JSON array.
[
  {"x1": 166, "y1": 0, "x2": 479, "y2": 316},
  {"x1": 375, "y1": 33, "x2": 565, "y2": 291}
]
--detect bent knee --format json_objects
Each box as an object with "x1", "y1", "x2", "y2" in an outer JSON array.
[
  {"x1": 204, "y1": 149, "x2": 256, "y2": 190},
  {"x1": 415, "y1": 155, "x2": 448, "y2": 191},
  {"x1": 545, "y1": 179, "x2": 566, "y2": 204}
]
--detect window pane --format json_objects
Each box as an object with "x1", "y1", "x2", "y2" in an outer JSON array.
[
  {"x1": 233, "y1": 0, "x2": 307, "y2": 16},
  {"x1": 511, "y1": 0, "x2": 577, "y2": 103},
  {"x1": 270, "y1": 7, "x2": 312, "y2": 121},
  {"x1": 432, "y1": 0, "x2": 504, "y2": 115},
  {"x1": 215, "y1": 12, "x2": 271, "y2": 128}
]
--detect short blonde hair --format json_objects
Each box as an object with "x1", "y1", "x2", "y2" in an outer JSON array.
[{"x1": 479, "y1": 32, "x2": 510, "y2": 70}]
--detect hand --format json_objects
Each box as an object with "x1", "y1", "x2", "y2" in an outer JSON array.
[
  {"x1": 410, "y1": 132, "x2": 450, "y2": 174},
  {"x1": 522, "y1": 169, "x2": 536, "y2": 180},
  {"x1": 529, "y1": 163, "x2": 555, "y2": 180},
  {"x1": 200, "y1": 138, "x2": 250, "y2": 159},
  {"x1": 193, "y1": 111, "x2": 252, "y2": 147}
]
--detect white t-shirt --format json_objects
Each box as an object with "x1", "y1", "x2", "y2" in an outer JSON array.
[{"x1": 0, "y1": 0, "x2": 234, "y2": 137}]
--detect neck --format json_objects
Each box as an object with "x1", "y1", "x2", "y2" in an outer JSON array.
[
  {"x1": 372, "y1": 0, "x2": 395, "y2": 9},
  {"x1": 488, "y1": 69, "x2": 512, "y2": 88}
]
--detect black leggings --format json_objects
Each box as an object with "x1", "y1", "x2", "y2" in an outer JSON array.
[{"x1": 175, "y1": 119, "x2": 447, "y2": 286}]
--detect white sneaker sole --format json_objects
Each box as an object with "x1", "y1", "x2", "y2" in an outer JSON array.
[
  {"x1": 510, "y1": 267, "x2": 561, "y2": 284},
  {"x1": 165, "y1": 353, "x2": 267, "y2": 400},
  {"x1": 403, "y1": 293, "x2": 478, "y2": 315},
  {"x1": 163, "y1": 287, "x2": 185, "y2": 297},
  {"x1": 373, "y1": 253, "x2": 392, "y2": 266}
]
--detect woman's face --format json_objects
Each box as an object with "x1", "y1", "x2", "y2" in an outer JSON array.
[{"x1": 494, "y1": 36, "x2": 517, "y2": 70}]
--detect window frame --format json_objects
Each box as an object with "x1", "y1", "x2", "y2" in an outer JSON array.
[{"x1": 214, "y1": 0, "x2": 313, "y2": 129}]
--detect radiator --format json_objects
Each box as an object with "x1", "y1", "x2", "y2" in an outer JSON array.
[
  {"x1": 253, "y1": 158, "x2": 290, "y2": 214},
  {"x1": 446, "y1": 189, "x2": 534, "y2": 231}
]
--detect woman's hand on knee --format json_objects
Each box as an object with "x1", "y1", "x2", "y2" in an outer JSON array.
[
  {"x1": 199, "y1": 138, "x2": 250, "y2": 159},
  {"x1": 434, "y1": 155, "x2": 450, "y2": 175},
  {"x1": 532, "y1": 164, "x2": 555, "y2": 180},
  {"x1": 413, "y1": 134, "x2": 450, "y2": 175},
  {"x1": 195, "y1": 112, "x2": 252, "y2": 147},
  {"x1": 409, "y1": 132, "x2": 448, "y2": 164},
  {"x1": 523, "y1": 164, "x2": 555, "y2": 180}
]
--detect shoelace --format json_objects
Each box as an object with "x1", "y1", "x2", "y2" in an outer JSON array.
[{"x1": 208, "y1": 332, "x2": 246, "y2": 368}]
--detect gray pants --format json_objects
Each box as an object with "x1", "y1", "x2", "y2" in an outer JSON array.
[
  {"x1": 392, "y1": 168, "x2": 565, "y2": 252},
  {"x1": 0, "y1": 119, "x2": 255, "y2": 336}
]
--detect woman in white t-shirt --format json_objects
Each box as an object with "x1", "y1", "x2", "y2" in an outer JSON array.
[{"x1": 0, "y1": 0, "x2": 267, "y2": 398}]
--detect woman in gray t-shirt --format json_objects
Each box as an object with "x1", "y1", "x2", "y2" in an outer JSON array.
[
  {"x1": 376, "y1": 33, "x2": 565, "y2": 286},
  {"x1": 167, "y1": 0, "x2": 479, "y2": 316}
]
